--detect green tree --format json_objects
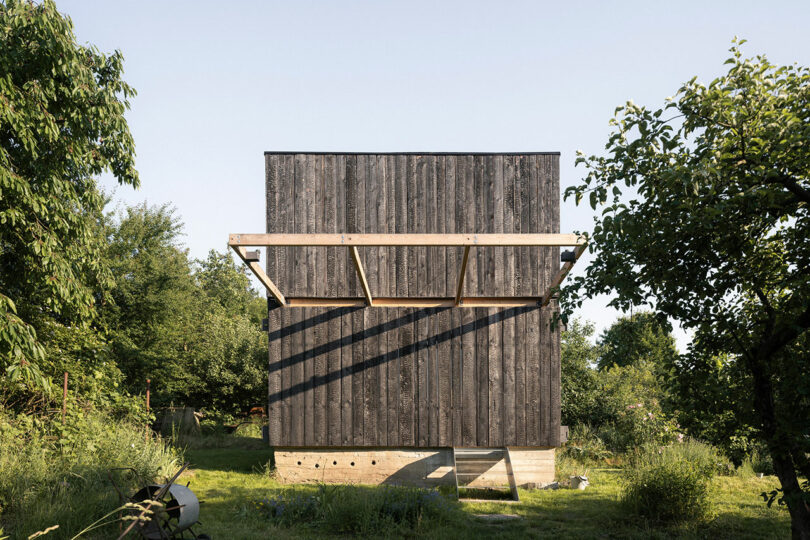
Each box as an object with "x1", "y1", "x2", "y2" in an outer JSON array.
[
  {"x1": 564, "y1": 40, "x2": 810, "y2": 537},
  {"x1": 597, "y1": 312, "x2": 677, "y2": 371},
  {"x1": 560, "y1": 318, "x2": 603, "y2": 426},
  {"x1": 102, "y1": 205, "x2": 267, "y2": 413},
  {"x1": 0, "y1": 0, "x2": 137, "y2": 391},
  {"x1": 102, "y1": 203, "x2": 198, "y2": 399}
]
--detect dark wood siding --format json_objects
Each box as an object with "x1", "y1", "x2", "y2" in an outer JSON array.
[{"x1": 266, "y1": 152, "x2": 560, "y2": 447}]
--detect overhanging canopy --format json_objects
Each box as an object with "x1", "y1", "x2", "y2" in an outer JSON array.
[{"x1": 229, "y1": 233, "x2": 587, "y2": 308}]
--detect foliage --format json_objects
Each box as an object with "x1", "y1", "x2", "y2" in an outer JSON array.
[
  {"x1": 560, "y1": 318, "x2": 605, "y2": 426},
  {"x1": 623, "y1": 459, "x2": 711, "y2": 523},
  {"x1": 597, "y1": 312, "x2": 677, "y2": 370},
  {"x1": 0, "y1": 407, "x2": 181, "y2": 539},
  {"x1": 623, "y1": 441, "x2": 718, "y2": 523},
  {"x1": 0, "y1": 0, "x2": 138, "y2": 391},
  {"x1": 559, "y1": 424, "x2": 613, "y2": 464},
  {"x1": 563, "y1": 39, "x2": 810, "y2": 533},
  {"x1": 101, "y1": 204, "x2": 267, "y2": 413},
  {"x1": 253, "y1": 484, "x2": 459, "y2": 536}
]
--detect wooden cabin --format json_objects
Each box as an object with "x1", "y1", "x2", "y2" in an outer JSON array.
[{"x1": 230, "y1": 152, "x2": 585, "y2": 493}]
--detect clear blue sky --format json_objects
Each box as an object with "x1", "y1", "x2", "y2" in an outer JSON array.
[{"x1": 59, "y1": 0, "x2": 810, "y2": 348}]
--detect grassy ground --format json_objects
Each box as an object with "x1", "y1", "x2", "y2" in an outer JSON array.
[{"x1": 181, "y1": 440, "x2": 791, "y2": 539}]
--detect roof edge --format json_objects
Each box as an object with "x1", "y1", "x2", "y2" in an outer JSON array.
[{"x1": 263, "y1": 151, "x2": 561, "y2": 156}]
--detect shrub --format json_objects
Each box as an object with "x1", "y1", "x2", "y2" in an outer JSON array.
[
  {"x1": 560, "y1": 424, "x2": 613, "y2": 464},
  {"x1": 623, "y1": 459, "x2": 711, "y2": 522},
  {"x1": 633, "y1": 438, "x2": 727, "y2": 478},
  {"x1": 622, "y1": 440, "x2": 718, "y2": 523}
]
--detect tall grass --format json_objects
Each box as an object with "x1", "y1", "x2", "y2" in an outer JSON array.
[
  {"x1": 622, "y1": 439, "x2": 721, "y2": 523},
  {"x1": 253, "y1": 484, "x2": 463, "y2": 536},
  {"x1": 0, "y1": 408, "x2": 182, "y2": 539}
]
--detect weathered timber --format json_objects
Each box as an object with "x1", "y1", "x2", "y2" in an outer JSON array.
[{"x1": 263, "y1": 152, "x2": 562, "y2": 448}]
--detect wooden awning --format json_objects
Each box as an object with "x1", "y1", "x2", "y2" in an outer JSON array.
[{"x1": 229, "y1": 233, "x2": 587, "y2": 308}]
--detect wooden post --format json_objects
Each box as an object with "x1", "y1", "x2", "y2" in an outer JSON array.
[{"x1": 62, "y1": 372, "x2": 68, "y2": 424}]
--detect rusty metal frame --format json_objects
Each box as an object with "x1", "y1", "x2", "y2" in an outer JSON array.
[{"x1": 229, "y1": 233, "x2": 587, "y2": 308}]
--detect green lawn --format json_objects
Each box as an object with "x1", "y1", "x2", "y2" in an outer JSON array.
[{"x1": 182, "y1": 443, "x2": 790, "y2": 539}]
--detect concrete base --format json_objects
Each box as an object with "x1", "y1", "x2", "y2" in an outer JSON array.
[{"x1": 274, "y1": 447, "x2": 555, "y2": 488}]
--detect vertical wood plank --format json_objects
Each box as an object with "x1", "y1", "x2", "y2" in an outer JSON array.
[
  {"x1": 341, "y1": 306, "x2": 353, "y2": 445},
  {"x1": 291, "y1": 155, "x2": 306, "y2": 445},
  {"x1": 459, "y1": 156, "x2": 476, "y2": 446},
  {"x1": 402, "y1": 155, "x2": 418, "y2": 446},
  {"x1": 475, "y1": 308, "x2": 489, "y2": 447},
  {"x1": 381, "y1": 155, "x2": 401, "y2": 446},
  {"x1": 488, "y1": 307, "x2": 503, "y2": 447},
  {"x1": 514, "y1": 307, "x2": 527, "y2": 446},
  {"x1": 415, "y1": 156, "x2": 429, "y2": 447},
  {"x1": 376, "y1": 156, "x2": 388, "y2": 445},
  {"x1": 536, "y1": 156, "x2": 550, "y2": 447},
  {"x1": 539, "y1": 306, "x2": 551, "y2": 446},
  {"x1": 324, "y1": 156, "x2": 341, "y2": 446},
  {"x1": 487, "y1": 156, "x2": 504, "y2": 447},
  {"x1": 265, "y1": 155, "x2": 281, "y2": 444},
  {"x1": 502, "y1": 157, "x2": 516, "y2": 446},
  {"x1": 416, "y1": 309, "x2": 430, "y2": 447},
  {"x1": 548, "y1": 154, "x2": 562, "y2": 446},
  {"x1": 399, "y1": 309, "x2": 415, "y2": 446},
  {"x1": 334, "y1": 156, "x2": 351, "y2": 445},
  {"x1": 347, "y1": 155, "x2": 365, "y2": 446},
  {"x1": 439, "y1": 156, "x2": 454, "y2": 446},
  {"x1": 526, "y1": 305, "x2": 540, "y2": 445},
  {"x1": 475, "y1": 156, "x2": 489, "y2": 447},
  {"x1": 305, "y1": 156, "x2": 323, "y2": 446},
  {"x1": 292, "y1": 308, "x2": 305, "y2": 445},
  {"x1": 279, "y1": 308, "x2": 290, "y2": 443},
  {"x1": 359, "y1": 155, "x2": 377, "y2": 445},
  {"x1": 278, "y1": 155, "x2": 294, "y2": 444}
]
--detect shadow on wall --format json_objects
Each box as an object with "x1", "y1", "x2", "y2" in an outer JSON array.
[
  {"x1": 381, "y1": 452, "x2": 458, "y2": 487},
  {"x1": 268, "y1": 305, "x2": 542, "y2": 403}
]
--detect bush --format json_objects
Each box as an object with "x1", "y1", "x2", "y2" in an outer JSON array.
[
  {"x1": 560, "y1": 424, "x2": 613, "y2": 463},
  {"x1": 255, "y1": 485, "x2": 460, "y2": 536},
  {"x1": 633, "y1": 438, "x2": 727, "y2": 477},
  {"x1": 622, "y1": 440, "x2": 718, "y2": 523},
  {"x1": 0, "y1": 407, "x2": 182, "y2": 539}
]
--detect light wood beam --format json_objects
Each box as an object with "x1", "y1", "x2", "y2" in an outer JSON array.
[
  {"x1": 285, "y1": 297, "x2": 542, "y2": 308},
  {"x1": 229, "y1": 233, "x2": 584, "y2": 247},
  {"x1": 454, "y1": 246, "x2": 471, "y2": 306},
  {"x1": 540, "y1": 242, "x2": 588, "y2": 307},
  {"x1": 231, "y1": 246, "x2": 286, "y2": 306},
  {"x1": 350, "y1": 246, "x2": 373, "y2": 306}
]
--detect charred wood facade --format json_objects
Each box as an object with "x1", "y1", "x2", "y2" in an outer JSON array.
[{"x1": 265, "y1": 152, "x2": 561, "y2": 448}]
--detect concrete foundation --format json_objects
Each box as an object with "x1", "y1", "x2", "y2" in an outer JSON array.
[{"x1": 274, "y1": 447, "x2": 555, "y2": 488}]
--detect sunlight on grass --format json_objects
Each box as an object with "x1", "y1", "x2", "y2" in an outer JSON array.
[{"x1": 181, "y1": 447, "x2": 791, "y2": 540}]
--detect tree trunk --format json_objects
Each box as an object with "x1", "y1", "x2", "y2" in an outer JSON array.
[{"x1": 748, "y1": 350, "x2": 810, "y2": 539}]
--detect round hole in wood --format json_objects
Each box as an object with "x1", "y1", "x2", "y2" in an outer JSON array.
[
  {"x1": 297, "y1": 461, "x2": 301, "y2": 466},
  {"x1": 315, "y1": 463, "x2": 320, "y2": 468},
  {"x1": 350, "y1": 461, "x2": 355, "y2": 466},
  {"x1": 372, "y1": 460, "x2": 377, "y2": 465},
  {"x1": 333, "y1": 461, "x2": 337, "y2": 465}
]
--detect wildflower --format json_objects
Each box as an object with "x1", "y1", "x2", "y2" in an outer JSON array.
[{"x1": 627, "y1": 405, "x2": 635, "y2": 409}]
